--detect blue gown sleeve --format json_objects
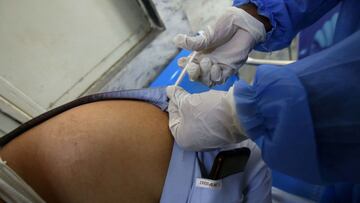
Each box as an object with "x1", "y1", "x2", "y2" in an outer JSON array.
[
  {"x1": 233, "y1": 29, "x2": 360, "y2": 184},
  {"x1": 233, "y1": 67, "x2": 323, "y2": 184},
  {"x1": 232, "y1": 0, "x2": 340, "y2": 51}
]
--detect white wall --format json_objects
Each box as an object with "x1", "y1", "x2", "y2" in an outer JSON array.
[
  {"x1": 0, "y1": 0, "x2": 151, "y2": 114},
  {"x1": 0, "y1": 0, "x2": 153, "y2": 132}
]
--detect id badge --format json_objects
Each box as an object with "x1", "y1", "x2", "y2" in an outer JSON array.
[{"x1": 195, "y1": 178, "x2": 222, "y2": 190}]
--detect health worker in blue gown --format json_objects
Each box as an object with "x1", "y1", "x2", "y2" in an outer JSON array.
[{"x1": 166, "y1": 0, "x2": 360, "y2": 200}]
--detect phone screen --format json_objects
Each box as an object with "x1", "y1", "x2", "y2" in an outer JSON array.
[{"x1": 208, "y1": 148, "x2": 251, "y2": 180}]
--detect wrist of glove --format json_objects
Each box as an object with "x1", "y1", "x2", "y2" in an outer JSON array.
[
  {"x1": 173, "y1": 7, "x2": 266, "y2": 87},
  {"x1": 166, "y1": 86, "x2": 247, "y2": 151}
]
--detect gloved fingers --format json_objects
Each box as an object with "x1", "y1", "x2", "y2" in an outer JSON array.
[
  {"x1": 166, "y1": 86, "x2": 190, "y2": 108},
  {"x1": 210, "y1": 64, "x2": 222, "y2": 84},
  {"x1": 178, "y1": 52, "x2": 202, "y2": 81},
  {"x1": 209, "y1": 64, "x2": 236, "y2": 85},
  {"x1": 177, "y1": 57, "x2": 189, "y2": 69},
  {"x1": 199, "y1": 57, "x2": 214, "y2": 87},
  {"x1": 173, "y1": 32, "x2": 210, "y2": 51},
  {"x1": 200, "y1": 56, "x2": 212, "y2": 70},
  {"x1": 173, "y1": 13, "x2": 239, "y2": 51},
  {"x1": 167, "y1": 100, "x2": 181, "y2": 139},
  {"x1": 208, "y1": 16, "x2": 238, "y2": 48},
  {"x1": 166, "y1": 86, "x2": 192, "y2": 139},
  {"x1": 186, "y1": 62, "x2": 201, "y2": 82},
  {"x1": 221, "y1": 66, "x2": 235, "y2": 81}
]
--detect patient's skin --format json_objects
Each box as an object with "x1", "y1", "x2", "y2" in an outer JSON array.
[{"x1": 0, "y1": 101, "x2": 173, "y2": 203}]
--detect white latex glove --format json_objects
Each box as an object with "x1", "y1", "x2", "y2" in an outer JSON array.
[
  {"x1": 173, "y1": 7, "x2": 266, "y2": 87},
  {"x1": 166, "y1": 86, "x2": 247, "y2": 151}
]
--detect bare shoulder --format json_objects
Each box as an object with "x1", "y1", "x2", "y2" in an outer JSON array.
[{"x1": 0, "y1": 100, "x2": 173, "y2": 203}]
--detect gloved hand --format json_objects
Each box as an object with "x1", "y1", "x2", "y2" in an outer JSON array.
[
  {"x1": 166, "y1": 85, "x2": 247, "y2": 151},
  {"x1": 173, "y1": 7, "x2": 266, "y2": 87}
]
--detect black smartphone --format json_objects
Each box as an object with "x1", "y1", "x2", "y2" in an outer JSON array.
[{"x1": 208, "y1": 148, "x2": 251, "y2": 180}]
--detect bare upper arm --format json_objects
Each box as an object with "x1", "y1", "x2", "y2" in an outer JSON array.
[{"x1": 0, "y1": 100, "x2": 173, "y2": 203}]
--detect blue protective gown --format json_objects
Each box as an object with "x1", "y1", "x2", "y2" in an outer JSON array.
[{"x1": 232, "y1": 0, "x2": 360, "y2": 186}]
